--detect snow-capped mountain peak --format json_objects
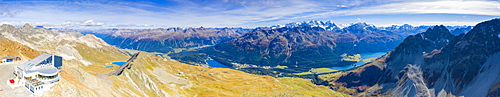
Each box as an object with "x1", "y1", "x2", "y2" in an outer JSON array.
[{"x1": 271, "y1": 20, "x2": 339, "y2": 30}]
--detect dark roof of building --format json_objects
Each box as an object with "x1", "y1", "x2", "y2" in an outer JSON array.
[{"x1": 2, "y1": 56, "x2": 20, "y2": 59}]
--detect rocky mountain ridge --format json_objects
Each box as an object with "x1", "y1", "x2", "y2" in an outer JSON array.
[
  {"x1": 332, "y1": 18, "x2": 500, "y2": 97},
  {"x1": 170, "y1": 22, "x2": 405, "y2": 73},
  {"x1": 83, "y1": 27, "x2": 248, "y2": 53},
  {"x1": 272, "y1": 20, "x2": 339, "y2": 31},
  {"x1": 275, "y1": 20, "x2": 472, "y2": 36},
  {"x1": 85, "y1": 20, "x2": 472, "y2": 54}
]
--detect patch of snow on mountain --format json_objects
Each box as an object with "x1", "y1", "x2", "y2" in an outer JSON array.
[
  {"x1": 337, "y1": 24, "x2": 351, "y2": 29},
  {"x1": 80, "y1": 60, "x2": 93, "y2": 66},
  {"x1": 273, "y1": 20, "x2": 338, "y2": 30},
  {"x1": 55, "y1": 52, "x2": 77, "y2": 60},
  {"x1": 56, "y1": 44, "x2": 81, "y2": 60},
  {"x1": 78, "y1": 35, "x2": 105, "y2": 48}
]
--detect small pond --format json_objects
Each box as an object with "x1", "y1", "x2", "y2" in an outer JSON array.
[
  {"x1": 206, "y1": 60, "x2": 234, "y2": 68},
  {"x1": 111, "y1": 62, "x2": 127, "y2": 66}
]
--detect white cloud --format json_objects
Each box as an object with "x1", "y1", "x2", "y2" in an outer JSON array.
[
  {"x1": 83, "y1": 20, "x2": 104, "y2": 25},
  {"x1": 0, "y1": 19, "x2": 157, "y2": 29},
  {"x1": 307, "y1": 1, "x2": 500, "y2": 18},
  {"x1": 378, "y1": 21, "x2": 480, "y2": 27},
  {"x1": 0, "y1": 5, "x2": 20, "y2": 17},
  {"x1": 60, "y1": 20, "x2": 105, "y2": 27},
  {"x1": 0, "y1": 0, "x2": 332, "y2": 28},
  {"x1": 0, "y1": 0, "x2": 498, "y2": 28}
]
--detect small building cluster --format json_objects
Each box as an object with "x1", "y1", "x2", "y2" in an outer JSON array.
[
  {"x1": 11, "y1": 53, "x2": 63, "y2": 94},
  {"x1": 1, "y1": 56, "x2": 21, "y2": 63}
]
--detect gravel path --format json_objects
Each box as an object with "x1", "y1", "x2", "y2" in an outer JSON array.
[{"x1": 0, "y1": 61, "x2": 33, "y2": 96}]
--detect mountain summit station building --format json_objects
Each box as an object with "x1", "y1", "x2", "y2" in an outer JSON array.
[{"x1": 13, "y1": 53, "x2": 63, "y2": 94}]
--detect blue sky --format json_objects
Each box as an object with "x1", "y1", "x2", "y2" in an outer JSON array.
[{"x1": 0, "y1": 0, "x2": 499, "y2": 28}]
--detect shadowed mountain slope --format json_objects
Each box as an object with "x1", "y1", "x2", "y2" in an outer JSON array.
[
  {"x1": 171, "y1": 22, "x2": 404, "y2": 73},
  {"x1": 84, "y1": 27, "x2": 248, "y2": 53},
  {"x1": 331, "y1": 18, "x2": 500, "y2": 97}
]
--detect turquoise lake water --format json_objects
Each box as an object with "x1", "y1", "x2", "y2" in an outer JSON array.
[
  {"x1": 111, "y1": 62, "x2": 127, "y2": 66},
  {"x1": 204, "y1": 52, "x2": 388, "y2": 70},
  {"x1": 206, "y1": 60, "x2": 238, "y2": 69},
  {"x1": 206, "y1": 60, "x2": 233, "y2": 68}
]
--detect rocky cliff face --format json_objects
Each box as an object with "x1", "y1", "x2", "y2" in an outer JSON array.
[
  {"x1": 334, "y1": 19, "x2": 500, "y2": 97},
  {"x1": 0, "y1": 24, "x2": 343, "y2": 96},
  {"x1": 215, "y1": 26, "x2": 340, "y2": 68}
]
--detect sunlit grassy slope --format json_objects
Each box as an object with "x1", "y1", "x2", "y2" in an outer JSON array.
[
  {"x1": 0, "y1": 37, "x2": 43, "y2": 59},
  {"x1": 129, "y1": 52, "x2": 348, "y2": 96},
  {"x1": 71, "y1": 49, "x2": 348, "y2": 96},
  {"x1": 312, "y1": 68, "x2": 337, "y2": 73}
]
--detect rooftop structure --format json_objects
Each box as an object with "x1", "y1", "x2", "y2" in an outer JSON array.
[{"x1": 12, "y1": 53, "x2": 63, "y2": 94}]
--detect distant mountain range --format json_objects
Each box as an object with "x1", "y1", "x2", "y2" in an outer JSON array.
[
  {"x1": 82, "y1": 21, "x2": 472, "y2": 54},
  {"x1": 275, "y1": 20, "x2": 472, "y2": 36},
  {"x1": 167, "y1": 21, "x2": 472, "y2": 73},
  {"x1": 80, "y1": 20, "x2": 473, "y2": 77},
  {"x1": 81, "y1": 27, "x2": 249, "y2": 53},
  {"x1": 271, "y1": 20, "x2": 339, "y2": 30},
  {"x1": 332, "y1": 18, "x2": 500, "y2": 96}
]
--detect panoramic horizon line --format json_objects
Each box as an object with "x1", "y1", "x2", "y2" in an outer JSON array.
[{"x1": 1, "y1": 19, "x2": 480, "y2": 29}]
